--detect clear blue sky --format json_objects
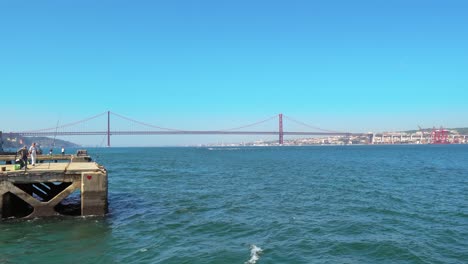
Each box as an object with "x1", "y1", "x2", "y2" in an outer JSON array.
[{"x1": 1, "y1": 0, "x2": 467, "y2": 146}]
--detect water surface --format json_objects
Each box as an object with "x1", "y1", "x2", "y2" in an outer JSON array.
[{"x1": 1, "y1": 145, "x2": 467, "y2": 263}]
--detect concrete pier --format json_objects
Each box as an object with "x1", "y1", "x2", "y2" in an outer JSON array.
[{"x1": 0, "y1": 158, "x2": 107, "y2": 219}]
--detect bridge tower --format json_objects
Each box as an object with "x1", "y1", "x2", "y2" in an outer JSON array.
[
  {"x1": 279, "y1": 113, "x2": 284, "y2": 145},
  {"x1": 107, "y1": 111, "x2": 111, "y2": 147}
]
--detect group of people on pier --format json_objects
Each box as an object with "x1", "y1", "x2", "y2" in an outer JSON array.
[{"x1": 16, "y1": 143, "x2": 65, "y2": 169}]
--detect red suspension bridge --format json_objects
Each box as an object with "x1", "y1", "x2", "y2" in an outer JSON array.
[{"x1": 4, "y1": 111, "x2": 372, "y2": 147}]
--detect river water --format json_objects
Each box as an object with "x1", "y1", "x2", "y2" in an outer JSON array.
[{"x1": 1, "y1": 145, "x2": 467, "y2": 263}]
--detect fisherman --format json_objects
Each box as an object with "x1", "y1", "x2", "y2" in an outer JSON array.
[
  {"x1": 36, "y1": 144, "x2": 44, "y2": 163},
  {"x1": 17, "y1": 145, "x2": 28, "y2": 169},
  {"x1": 29, "y1": 142, "x2": 37, "y2": 167},
  {"x1": 37, "y1": 144, "x2": 43, "y2": 155}
]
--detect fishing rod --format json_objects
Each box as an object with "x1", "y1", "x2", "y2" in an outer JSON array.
[
  {"x1": 48, "y1": 119, "x2": 60, "y2": 169},
  {"x1": 95, "y1": 135, "x2": 107, "y2": 163}
]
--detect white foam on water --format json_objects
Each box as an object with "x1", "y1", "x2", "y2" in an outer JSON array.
[
  {"x1": 245, "y1": 244, "x2": 263, "y2": 264},
  {"x1": 207, "y1": 147, "x2": 241, "y2": 151}
]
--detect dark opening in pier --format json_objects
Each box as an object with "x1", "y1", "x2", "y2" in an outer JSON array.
[
  {"x1": 14, "y1": 182, "x2": 73, "y2": 202},
  {"x1": 2, "y1": 192, "x2": 33, "y2": 218},
  {"x1": 55, "y1": 189, "x2": 81, "y2": 216}
]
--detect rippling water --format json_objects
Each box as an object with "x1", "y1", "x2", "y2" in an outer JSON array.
[{"x1": 1, "y1": 145, "x2": 467, "y2": 263}]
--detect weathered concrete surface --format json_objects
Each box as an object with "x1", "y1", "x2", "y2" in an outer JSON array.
[
  {"x1": 0, "y1": 161, "x2": 107, "y2": 219},
  {"x1": 81, "y1": 172, "x2": 108, "y2": 216}
]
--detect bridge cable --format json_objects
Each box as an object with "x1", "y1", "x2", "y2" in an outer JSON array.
[
  {"x1": 216, "y1": 115, "x2": 278, "y2": 131},
  {"x1": 110, "y1": 112, "x2": 183, "y2": 131},
  {"x1": 20, "y1": 111, "x2": 108, "y2": 133},
  {"x1": 283, "y1": 115, "x2": 344, "y2": 133}
]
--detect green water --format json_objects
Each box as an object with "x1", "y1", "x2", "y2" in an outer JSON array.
[{"x1": 1, "y1": 145, "x2": 467, "y2": 263}]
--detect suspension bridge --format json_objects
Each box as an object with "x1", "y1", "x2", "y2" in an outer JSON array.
[{"x1": 4, "y1": 111, "x2": 372, "y2": 147}]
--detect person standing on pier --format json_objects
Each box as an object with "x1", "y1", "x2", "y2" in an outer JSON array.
[
  {"x1": 29, "y1": 142, "x2": 37, "y2": 167},
  {"x1": 37, "y1": 144, "x2": 42, "y2": 155},
  {"x1": 17, "y1": 145, "x2": 28, "y2": 169},
  {"x1": 37, "y1": 144, "x2": 44, "y2": 163},
  {"x1": 61, "y1": 146, "x2": 65, "y2": 155}
]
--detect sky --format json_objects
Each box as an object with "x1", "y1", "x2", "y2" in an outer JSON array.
[{"x1": 1, "y1": 0, "x2": 467, "y2": 146}]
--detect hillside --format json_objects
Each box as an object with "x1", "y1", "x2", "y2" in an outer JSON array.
[
  {"x1": 452, "y1": 127, "x2": 468, "y2": 135},
  {"x1": 404, "y1": 127, "x2": 468, "y2": 134},
  {"x1": 1, "y1": 135, "x2": 80, "y2": 150}
]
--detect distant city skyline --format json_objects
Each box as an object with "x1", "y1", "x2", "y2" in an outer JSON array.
[{"x1": 1, "y1": 1, "x2": 467, "y2": 146}]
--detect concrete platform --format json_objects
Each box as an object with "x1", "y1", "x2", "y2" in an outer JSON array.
[{"x1": 0, "y1": 160, "x2": 107, "y2": 219}]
